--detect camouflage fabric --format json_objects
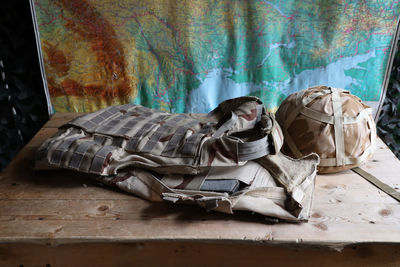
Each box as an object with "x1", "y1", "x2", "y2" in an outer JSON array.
[
  {"x1": 35, "y1": 96, "x2": 319, "y2": 222},
  {"x1": 94, "y1": 154, "x2": 318, "y2": 221},
  {"x1": 276, "y1": 86, "x2": 376, "y2": 173},
  {"x1": 36, "y1": 96, "x2": 284, "y2": 175}
]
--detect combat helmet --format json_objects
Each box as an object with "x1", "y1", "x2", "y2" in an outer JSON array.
[{"x1": 275, "y1": 85, "x2": 376, "y2": 173}]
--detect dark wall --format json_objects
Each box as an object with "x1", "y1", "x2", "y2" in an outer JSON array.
[
  {"x1": 377, "y1": 43, "x2": 400, "y2": 159},
  {"x1": 0, "y1": 0, "x2": 49, "y2": 171}
]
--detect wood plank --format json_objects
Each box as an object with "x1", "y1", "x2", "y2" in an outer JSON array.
[
  {"x1": 315, "y1": 173, "x2": 400, "y2": 204},
  {"x1": 0, "y1": 200, "x2": 399, "y2": 224},
  {"x1": 1, "y1": 242, "x2": 400, "y2": 267},
  {"x1": 0, "y1": 217, "x2": 399, "y2": 247},
  {"x1": 0, "y1": 176, "x2": 133, "y2": 201},
  {"x1": 42, "y1": 112, "x2": 84, "y2": 128},
  {"x1": 0, "y1": 199, "x2": 399, "y2": 247}
]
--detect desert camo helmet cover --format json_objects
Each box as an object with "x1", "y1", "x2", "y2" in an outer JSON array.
[{"x1": 275, "y1": 85, "x2": 376, "y2": 173}]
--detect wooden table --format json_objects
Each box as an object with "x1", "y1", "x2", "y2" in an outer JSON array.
[{"x1": 1, "y1": 113, "x2": 400, "y2": 266}]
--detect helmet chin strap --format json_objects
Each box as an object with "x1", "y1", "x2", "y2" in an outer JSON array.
[{"x1": 352, "y1": 167, "x2": 400, "y2": 202}]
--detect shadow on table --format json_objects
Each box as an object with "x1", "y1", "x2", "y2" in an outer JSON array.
[{"x1": 2, "y1": 145, "x2": 288, "y2": 225}]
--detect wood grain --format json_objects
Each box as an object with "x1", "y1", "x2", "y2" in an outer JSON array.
[
  {"x1": 0, "y1": 112, "x2": 399, "y2": 250},
  {"x1": 1, "y1": 242, "x2": 400, "y2": 267}
]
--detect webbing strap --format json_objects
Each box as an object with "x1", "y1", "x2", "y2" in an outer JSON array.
[
  {"x1": 113, "y1": 111, "x2": 153, "y2": 137},
  {"x1": 255, "y1": 104, "x2": 264, "y2": 123},
  {"x1": 300, "y1": 106, "x2": 373, "y2": 125},
  {"x1": 212, "y1": 109, "x2": 273, "y2": 161},
  {"x1": 69, "y1": 141, "x2": 99, "y2": 170},
  {"x1": 300, "y1": 106, "x2": 333, "y2": 124},
  {"x1": 161, "y1": 120, "x2": 199, "y2": 156},
  {"x1": 181, "y1": 133, "x2": 203, "y2": 156},
  {"x1": 284, "y1": 130, "x2": 303, "y2": 158},
  {"x1": 343, "y1": 108, "x2": 372, "y2": 124},
  {"x1": 366, "y1": 108, "x2": 377, "y2": 157},
  {"x1": 270, "y1": 120, "x2": 284, "y2": 153},
  {"x1": 141, "y1": 114, "x2": 187, "y2": 153},
  {"x1": 331, "y1": 88, "x2": 345, "y2": 166},
  {"x1": 240, "y1": 187, "x2": 287, "y2": 200},
  {"x1": 352, "y1": 167, "x2": 400, "y2": 202},
  {"x1": 283, "y1": 89, "x2": 329, "y2": 158},
  {"x1": 90, "y1": 145, "x2": 117, "y2": 174},
  {"x1": 237, "y1": 135, "x2": 271, "y2": 161},
  {"x1": 182, "y1": 123, "x2": 215, "y2": 156},
  {"x1": 212, "y1": 112, "x2": 238, "y2": 137},
  {"x1": 319, "y1": 144, "x2": 376, "y2": 166},
  {"x1": 125, "y1": 114, "x2": 168, "y2": 151},
  {"x1": 70, "y1": 106, "x2": 120, "y2": 131},
  {"x1": 50, "y1": 135, "x2": 82, "y2": 165}
]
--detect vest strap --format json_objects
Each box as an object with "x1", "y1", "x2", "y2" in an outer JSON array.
[
  {"x1": 237, "y1": 135, "x2": 272, "y2": 161},
  {"x1": 352, "y1": 167, "x2": 400, "y2": 202}
]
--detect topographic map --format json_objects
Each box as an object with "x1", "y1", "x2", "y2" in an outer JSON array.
[{"x1": 32, "y1": 0, "x2": 400, "y2": 113}]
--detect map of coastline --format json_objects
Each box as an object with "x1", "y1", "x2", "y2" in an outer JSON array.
[{"x1": 33, "y1": 0, "x2": 400, "y2": 113}]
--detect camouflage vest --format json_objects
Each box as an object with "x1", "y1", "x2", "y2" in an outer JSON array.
[
  {"x1": 38, "y1": 96, "x2": 284, "y2": 175},
  {"x1": 35, "y1": 96, "x2": 319, "y2": 222}
]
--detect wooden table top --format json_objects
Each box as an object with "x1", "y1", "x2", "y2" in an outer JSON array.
[{"x1": 1, "y1": 113, "x2": 399, "y2": 249}]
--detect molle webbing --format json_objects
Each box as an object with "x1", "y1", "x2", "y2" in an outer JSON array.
[{"x1": 39, "y1": 97, "x2": 282, "y2": 176}]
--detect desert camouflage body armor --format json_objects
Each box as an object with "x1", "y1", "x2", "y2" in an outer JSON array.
[{"x1": 36, "y1": 96, "x2": 319, "y2": 222}]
